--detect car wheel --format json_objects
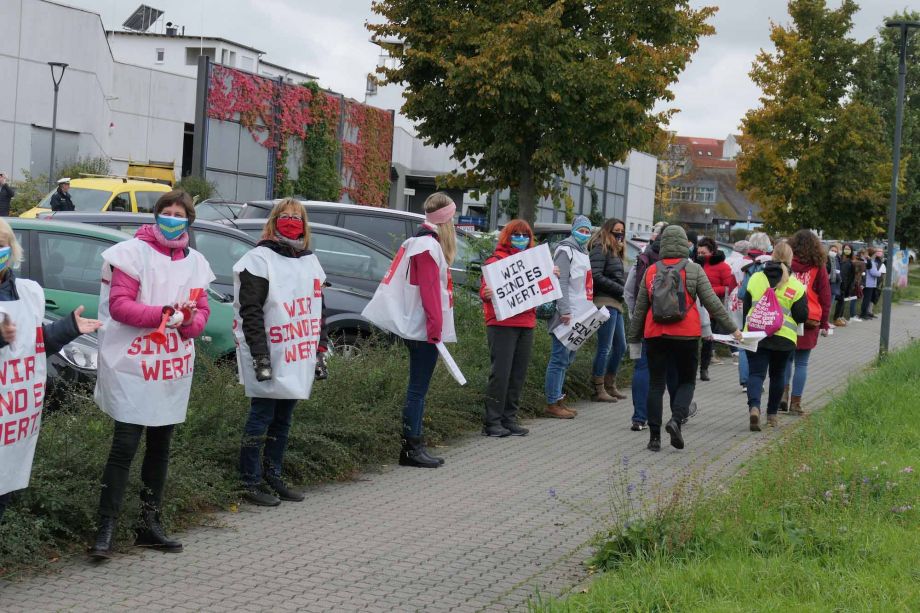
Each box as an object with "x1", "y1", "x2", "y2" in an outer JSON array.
[{"x1": 329, "y1": 331, "x2": 365, "y2": 360}]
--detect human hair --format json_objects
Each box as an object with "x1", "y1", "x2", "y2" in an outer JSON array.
[
  {"x1": 0, "y1": 218, "x2": 24, "y2": 268},
  {"x1": 587, "y1": 218, "x2": 625, "y2": 257},
  {"x1": 262, "y1": 198, "x2": 311, "y2": 250},
  {"x1": 787, "y1": 229, "x2": 826, "y2": 267},
  {"x1": 771, "y1": 241, "x2": 793, "y2": 287},
  {"x1": 697, "y1": 236, "x2": 717, "y2": 254},
  {"x1": 497, "y1": 219, "x2": 534, "y2": 249},
  {"x1": 154, "y1": 189, "x2": 196, "y2": 223},
  {"x1": 748, "y1": 231, "x2": 772, "y2": 253},
  {"x1": 423, "y1": 192, "x2": 457, "y2": 265}
]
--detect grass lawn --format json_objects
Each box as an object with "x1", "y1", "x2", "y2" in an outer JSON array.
[{"x1": 539, "y1": 342, "x2": 920, "y2": 612}]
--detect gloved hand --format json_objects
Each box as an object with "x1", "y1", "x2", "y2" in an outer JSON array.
[
  {"x1": 253, "y1": 355, "x2": 272, "y2": 381},
  {"x1": 314, "y1": 351, "x2": 328, "y2": 381}
]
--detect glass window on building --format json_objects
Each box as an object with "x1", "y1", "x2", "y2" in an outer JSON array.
[{"x1": 696, "y1": 187, "x2": 716, "y2": 203}]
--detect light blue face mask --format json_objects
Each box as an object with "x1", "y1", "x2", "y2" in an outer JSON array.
[
  {"x1": 156, "y1": 215, "x2": 189, "y2": 240},
  {"x1": 510, "y1": 235, "x2": 530, "y2": 251},
  {"x1": 572, "y1": 229, "x2": 590, "y2": 245},
  {"x1": 0, "y1": 246, "x2": 11, "y2": 273}
]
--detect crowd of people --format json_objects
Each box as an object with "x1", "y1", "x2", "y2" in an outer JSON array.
[{"x1": 0, "y1": 189, "x2": 889, "y2": 559}]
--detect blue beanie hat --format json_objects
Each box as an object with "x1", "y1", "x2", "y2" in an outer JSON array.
[{"x1": 572, "y1": 215, "x2": 591, "y2": 232}]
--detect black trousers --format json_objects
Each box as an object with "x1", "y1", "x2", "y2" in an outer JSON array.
[
  {"x1": 646, "y1": 338, "x2": 699, "y2": 431},
  {"x1": 484, "y1": 326, "x2": 534, "y2": 427},
  {"x1": 860, "y1": 288, "x2": 878, "y2": 317},
  {"x1": 98, "y1": 421, "x2": 175, "y2": 518}
]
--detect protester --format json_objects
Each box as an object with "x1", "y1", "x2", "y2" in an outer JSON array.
[
  {"x1": 627, "y1": 225, "x2": 740, "y2": 452},
  {"x1": 860, "y1": 248, "x2": 886, "y2": 320},
  {"x1": 587, "y1": 218, "x2": 628, "y2": 403},
  {"x1": 479, "y1": 220, "x2": 538, "y2": 437},
  {"x1": 726, "y1": 240, "x2": 751, "y2": 367},
  {"x1": 782, "y1": 229, "x2": 831, "y2": 416},
  {"x1": 850, "y1": 250, "x2": 867, "y2": 321},
  {"x1": 362, "y1": 192, "x2": 458, "y2": 467},
  {"x1": 0, "y1": 220, "x2": 101, "y2": 522},
  {"x1": 49, "y1": 178, "x2": 74, "y2": 212},
  {"x1": 234, "y1": 199, "x2": 328, "y2": 506},
  {"x1": 0, "y1": 171, "x2": 15, "y2": 217},
  {"x1": 544, "y1": 215, "x2": 595, "y2": 419},
  {"x1": 696, "y1": 236, "x2": 737, "y2": 381},
  {"x1": 827, "y1": 243, "x2": 842, "y2": 326},
  {"x1": 834, "y1": 243, "x2": 856, "y2": 326},
  {"x1": 742, "y1": 242, "x2": 808, "y2": 430},
  {"x1": 736, "y1": 233, "x2": 773, "y2": 392},
  {"x1": 90, "y1": 190, "x2": 214, "y2": 559}
]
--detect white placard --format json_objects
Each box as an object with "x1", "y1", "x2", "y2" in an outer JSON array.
[
  {"x1": 712, "y1": 331, "x2": 767, "y2": 352},
  {"x1": 436, "y1": 342, "x2": 466, "y2": 385},
  {"x1": 553, "y1": 306, "x2": 610, "y2": 350},
  {"x1": 481, "y1": 244, "x2": 562, "y2": 321}
]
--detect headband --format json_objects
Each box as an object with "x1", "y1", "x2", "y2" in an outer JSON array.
[{"x1": 425, "y1": 202, "x2": 456, "y2": 225}]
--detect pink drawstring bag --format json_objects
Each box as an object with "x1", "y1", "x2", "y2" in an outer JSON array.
[{"x1": 746, "y1": 287, "x2": 784, "y2": 336}]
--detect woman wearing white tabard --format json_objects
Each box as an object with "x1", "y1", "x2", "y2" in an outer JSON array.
[
  {"x1": 90, "y1": 191, "x2": 215, "y2": 560},
  {"x1": 362, "y1": 193, "x2": 457, "y2": 468},
  {"x1": 0, "y1": 219, "x2": 101, "y2": 523},
  {"x1": 234, "y1": 199, "x2": 328, "y2": 507}
]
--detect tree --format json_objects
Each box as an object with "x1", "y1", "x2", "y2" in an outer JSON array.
[
  {"x1": 368, "y1": 1, "x2": 715, "y2": 222},
  {"x1": 737, "y1": 0, "x2": 891, "y2": 239}
]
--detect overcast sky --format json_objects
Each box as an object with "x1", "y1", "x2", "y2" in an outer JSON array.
[{"x1": 74, "y1": 0, "x2": 909, "y2": 139}]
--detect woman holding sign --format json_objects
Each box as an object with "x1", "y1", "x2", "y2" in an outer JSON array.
[
  {"x1": 587, "y1": 218, "x2": 628, "y2": 403},
  {"x1": 234, "y1": 199, "x2": 327, "y2": 507},
  {"x1": 0, "y1": 220, "x2": 101, "y2": 522},
  {"x1": 362, "y1": 193, "x2": 458, "y2": 468},
  {"x1": 90, "y1": 190, "x2": 214, "y2": 559}
]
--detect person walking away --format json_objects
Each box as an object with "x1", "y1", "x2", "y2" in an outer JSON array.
[
  {"x1": 696, "y1": 236, "x2": 737, "y2": 381},
  {"x1": 742, "y1": 242, "x2": 808, "y2": 430},
  {"x1": 588, "y1": 218, "x2": 628, "y2": 403},
  {"x1": 362, "y1": 192, "x2": 458, "y2": 467},
  {"x1": 544, "y1": 215, "x2": 595, "y2": 419},
  {"x1": 861, "y1": 248, "x2": 885, "y2": 320},
  {"x1": 234, "y1": 199, "x2": 328, "y2": 506},
  {"x1": 0, "y1": 172, "x2": 15, "y2": 217},
  {"x1": 49, "y1": 178, "x2": 74, "y2": 212},
  {"x1": 89, "y1": 190, "x2": 213, "y2": 559},
  {"x1": 736, "y1": 233, "x2": 774, "y2": 392},
  {"x1": 627, "y1": 225, "x2": 740, "y2": 452},
  {"x1": 479, "y1": 221, "x2": 539, "y2": 437},
  {"x1": 826, "y1": 244, "x2": 842, "y2": 327},
  {"x1": 0, "y1": 220, "x2": 101, "y2": 522},
  {"x1": 850, "y1": 251, "x2": 867, "y2": 321},
  {"x1": 726, "y1": 240, "x2": 752, "y2": 367},
  {"x1": 834, "y1": 244, "x2": 856, "y2": 326},
  {"x1": 781, "y1": 230, "x2": 831, "y2": 416}
]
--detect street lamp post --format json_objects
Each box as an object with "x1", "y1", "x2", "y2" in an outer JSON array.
[
  {"x1": 879, "y1": 21, "x2": 919, "y2": 358},
  {"x1": 47, "y1": 62, "x2": 68, "y2": 190}
]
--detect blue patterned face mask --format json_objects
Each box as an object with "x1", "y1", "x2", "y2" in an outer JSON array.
[
  {"x1": 572, "y1": 229, "x2": 590, "y2": 245},
  {"x1": 156, "y1": 215, "x2": 189, "y2": 240},
  {"x1": 510, "y1": 234, "x2": 530, "y2": 251},
  {"x1": 0, "y1": 246, "x2": 10, "y2": 273}
]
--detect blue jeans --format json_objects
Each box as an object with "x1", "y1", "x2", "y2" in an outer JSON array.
[
  {"x1": 630, "y1": 340, "x2": 679, "y2": 424},
  {"x1": 240, "y1": 397, "x2": 298, "y2": 487},
  {"x1": 545, "y1": 335, "x2": 578, "y2": 404},
  {"x1": 403, "y1": 340, "x2": 439, "y2": 437},
  {"x1": 746, "y1": 347, "x2": 792, "y2": 414},
  {"x1": 738, "y1": 348, "x2": 749, "y2": 386},
  {"x1": 592, "y1": 307, "x2": 626, "y2": 378},
  {"x1": 783, "y1": 348, "x2": 812, "y2": 397}
]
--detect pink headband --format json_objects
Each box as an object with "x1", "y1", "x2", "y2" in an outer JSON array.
[{"x1": 425, "y1": 202, "x2": 456, "y2": 225}]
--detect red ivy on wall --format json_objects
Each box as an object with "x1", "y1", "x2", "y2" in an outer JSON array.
[{"x1": 207, "y1": 65, "x2": 393, "y2": 206}]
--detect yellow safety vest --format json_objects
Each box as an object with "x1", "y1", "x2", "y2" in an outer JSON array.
[{"x1": 744, "y1": 272, "x2": 805, "y2": 344}]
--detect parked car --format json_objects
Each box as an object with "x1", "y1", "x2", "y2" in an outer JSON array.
[
  {"x1": 19, "y1": 177, "x2": 171, "y2": 219},
  {"x1": 195, "y1": 199, "x2": 244, "y2": 222},
  {"x1": 44, "y1": 312, "x2": 98, "y2": 407},
  {"x1": 6, "y1": 217, "x2": 237, "y2": 358}
]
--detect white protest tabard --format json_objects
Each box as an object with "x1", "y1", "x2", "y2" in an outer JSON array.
[
  {"x1": 481, "y1": 244, "x2": 562, "y2": 321},
  {"x1": 436, "y1": 342, "x2": 466, "y2": 386},
  {"x1": 712, "y1": 331, "x2": 767, "y2": 352},
  {"x1": 553, "y1": 306, "x2": 610, "y2": 351}
]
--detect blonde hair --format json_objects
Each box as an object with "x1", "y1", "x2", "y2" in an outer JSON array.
[
  {"x1": 0, "y1": 218, "x2": 23, "y2": 269},
  {"x1": 423, "y1": 192, "x2": 456, "y2": 265},
  {"x1": 771, "y1": 241, "x2": 793, "y2": 287},
  {"x1": 262, "y1": 198, "x2": 310, "y2": 250}
]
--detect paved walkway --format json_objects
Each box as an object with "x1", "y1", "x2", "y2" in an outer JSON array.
[{"x1": 2, "y1": 304, "x2": 919, "y2": 612}]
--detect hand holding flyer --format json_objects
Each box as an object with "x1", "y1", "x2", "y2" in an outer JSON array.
[{"x1": 712, "y1": 331, "x2": 766, "y2": 352}]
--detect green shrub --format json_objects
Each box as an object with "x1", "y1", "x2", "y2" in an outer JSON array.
[
  {"x1": 9, "y1": 171, "x2": 49, "y2": 216},
  {"x1": 57, "y1": 156, "x2": 111, "y2": 181},
  {"x1": 175, "y1": 176, "x2": 216, "y2": 202}
]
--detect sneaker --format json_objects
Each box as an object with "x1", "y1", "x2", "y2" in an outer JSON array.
[
  {"x1": 265, "y1": 476, "x2": 305, "y2": 502},
  {"x1": 741, "y1": 385, "x2": 747, "y2": 393},
  {"x1": 828, "y1": 323, "x2": 836, "y2": 329},
  {"x1": 665, "y1": 419, "x2": 684, "y2": 450},
  {"x1": 749, "y1": 407, "x2": 761, "y2": 432},
  {"x1": 502, "y1": 423, "x2": 529, "y2": 436},
  {"x1": 482, "y1": 425, "x2": 512, "y2": 437},
  {"x1": 851, "y1": 317, "x2": 863, "y2": 322},
  {"x1": 631, "y1": 420, "x2": 647, "y2": 431},
  {"x1": 243, "y1": 483, "x2": 281, "y2": 507},
  {"x1": 711, "y1": 357, "x2": 724, "y2": 366}
]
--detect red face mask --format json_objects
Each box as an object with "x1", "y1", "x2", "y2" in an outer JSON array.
[{"x1": 276, "y1": 217, "x2": 304, "y2": 240}]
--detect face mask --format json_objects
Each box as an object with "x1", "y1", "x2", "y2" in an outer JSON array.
[
  {"x1": 572, "y1": 230, "x2": 590, "y2": 245},
  {"x1": 843, "y1": 248, "x2": 851, "y2": 256},
  {"x1": 0, "y1": 246, "x2": 11, "y2": 273},
  {"x1": 830, "y1": 251, "x2": 838, "y2": 257},
  {"x1": 510, "y1": 234, "x2": 529, "y2": 251},
  {"x1": 155, "y1": 215, "x2": 188, "y2": 240},
  {"x1": 277, "y1": 217, "x2": 305, "y2": 240},
  {"x1": 613, "y1": 232, "x2": 625, "y2": 242}
]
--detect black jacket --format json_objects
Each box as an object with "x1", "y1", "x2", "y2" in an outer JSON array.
[
  {"x1": 49, "y1": 188, "x2": 74, "y2": 212},
  {"x1": 589, "y1": 243, "x2": 625, "y2": 301},
  {"x1": 631, "y1": 240, "x2": 661, "y2": 300},
  {"x1": 741, "y1": 262, "x2": 808, "y2": 351},
  {"x1": 0, "y1": 183, "x2": 15, "y2": 217},
  {"x1": 839, "y1": 256, "x2": 856, "y2": 297},
  {"x1": 238, "y1": 240, "x2": 328, "y2": 360},
  {"x1": 0, "y1": 270, "x2": 81, "y2": 354}
]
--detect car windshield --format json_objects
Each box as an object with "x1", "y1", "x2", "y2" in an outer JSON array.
[{"x1": 38, "y1": 188, "x2": 112, "y2": 211}]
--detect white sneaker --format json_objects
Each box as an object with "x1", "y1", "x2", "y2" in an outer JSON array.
[
  {"x1": 828, "y1": 323, "x2": 836, "y2": 329},
  {"x1": 851, "y1": 317, "x2": 863, "y2": 322}
]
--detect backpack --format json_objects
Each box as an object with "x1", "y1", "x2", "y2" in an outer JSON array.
[
  {"x1": 792, "y1": 267, "x2": 822, "y2": 328},
  {"x1": 650, "y1": 260, "x2": 689, "y2": 323},
  {"x1": 738, "y1": 260, "x2": 766, "y2": 301},
  {"x1": 746, "y1": 286, "x2": 784, "y2": 336}
]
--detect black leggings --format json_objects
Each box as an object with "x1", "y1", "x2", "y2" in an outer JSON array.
[
  {"x1": 646, "y1": 337, "x2": 699, "y2": 431},
  {"x1": 98, "y1": 421, "x2": 175, "y2": 518}
]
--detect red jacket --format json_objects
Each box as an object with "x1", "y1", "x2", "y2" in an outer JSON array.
[
  {"x1": 790, "y1": 258, "x2": 831, "y2": 350},
  {"x1": 701, "y1": 251, "x2": 736, "y2": 299},
  {"x1": 642, "y1": 258, "x2": 701, "y2": 339},
  {"x1": 480, "y1": 243, "x2": 537, "y2": 328}
]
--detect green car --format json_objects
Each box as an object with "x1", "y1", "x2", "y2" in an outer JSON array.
[{"x1": 6, "y1": 218, "x2": 236, "y2": 358}]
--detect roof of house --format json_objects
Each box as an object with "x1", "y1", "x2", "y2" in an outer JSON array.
[
  {"x1": 675, "y1": 166, "x2": 762, "y2": 223},
  {"x1": 109, "y1": 30, "x2": 266, "y2": 54}
]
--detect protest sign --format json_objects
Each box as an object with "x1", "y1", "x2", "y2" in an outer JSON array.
[
  {"x1": 436, "y1": 342, "x2": 466, "y2": 385},
  {"x1": 553, "y1": 306, "x2": 610, "y2": 350},
  {"x1": 712, "y1": 331, "x2": 767, "y2": 352},
  {"x1": 482, "y1": 244, "x2": 561, "y2": 321},
  {"x1": 894, "y1": 249, "x2": 910, "y2": 288}
]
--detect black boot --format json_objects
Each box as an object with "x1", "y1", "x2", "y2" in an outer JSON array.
[
  {"x1": 265, "y1": 475, "x2": 305, "y2": 502},
  {"x1": 699, "y1": 368, "x2": 710, "y2": 381},
  {"x1": 665, "y1": 419, "x2": 685, "y2": 450},
  {"x1": 135, "y1": 505, "x2": 183, "y2": 552},
  {"x1": 419, "y1": 443, "x2": 445, "y2": 466},
  {"x1": 399, "y1": 437, "x2": 440, "y2": 468},
  {"x1": 89, "y1": 516, "x2": 117, "y2": 560},
  {"x1": 647, "y1": 428, "x2": 661, "y2": 452}
]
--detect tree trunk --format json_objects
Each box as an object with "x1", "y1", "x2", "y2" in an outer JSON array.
[{"x1": 517, "y1": 156, "x2": 537, "y2": 224}]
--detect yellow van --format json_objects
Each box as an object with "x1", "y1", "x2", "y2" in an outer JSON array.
[{"x1": 19, "y1": 177, "x2": 172, "y2": 219}]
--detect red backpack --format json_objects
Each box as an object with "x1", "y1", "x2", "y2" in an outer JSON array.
[{"x1": 792, "y1": 267, "x2": 822, "y2": 329}]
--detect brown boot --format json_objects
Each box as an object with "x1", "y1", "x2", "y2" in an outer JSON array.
[
  {"x1": 559, "y1": 397, "x2": 578, "y2": 416},
  {"x1": 592, "y1": 376, "x2": 617, "y2": 402},
  {"x1": 767, "y1": 414, "x2": 779, "y2": 427},
  {"x1": 604, "y1": 374, "x2": 627, "y2": 399},
  {"x1": 779, "y1": 385, "x2": 791, "y2": 412},
  {"x1": 834, "y1": 317, "x2": 847, "y2": 327},
  {"x1": 790, "y1": 396, "x2": 804, "y2": 415},
  {"x1": 545, "y1": 402, "x2": 574, "y2": 419}
]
